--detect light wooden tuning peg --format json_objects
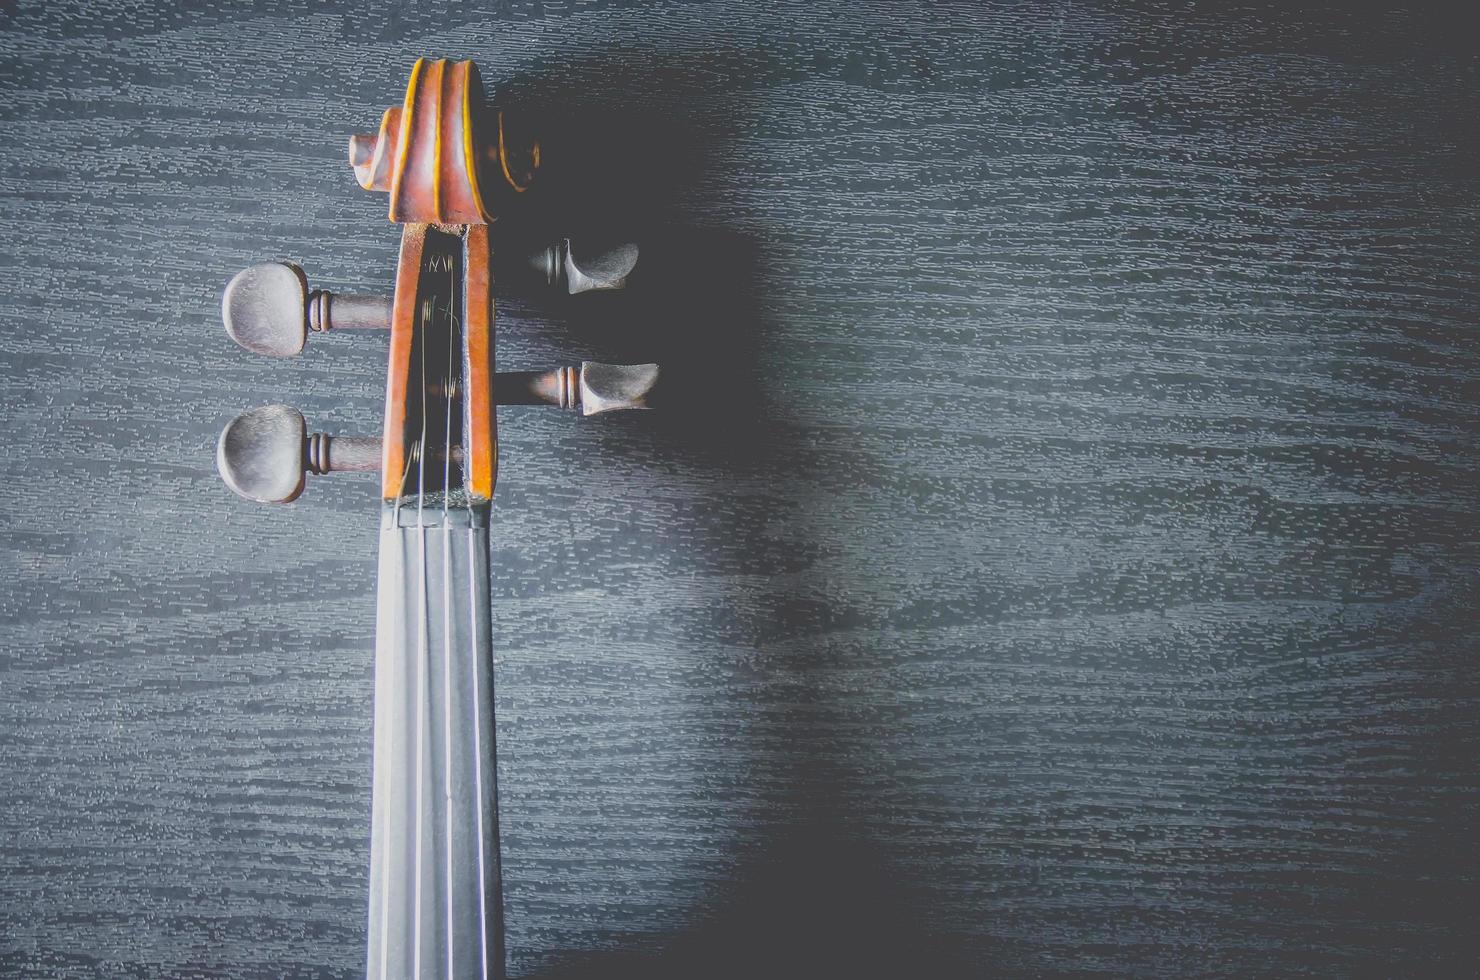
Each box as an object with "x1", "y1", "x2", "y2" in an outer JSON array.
[
  {"x1": 493, "y1": 362, "x2": 660, "y2": 414},
  {"x1": 223, "y1": 262, "x2": 391, "y2": 357},
  {"x1": 528, "y1": 240, "x2": 640, "y2": 294},
  {"x1": 217, "y1": 405, "x2": 379, "y2": 503}
]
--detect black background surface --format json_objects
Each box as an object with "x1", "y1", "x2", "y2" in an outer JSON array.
[{"x1": 2, "y1": 2, "x2": 1478, "y2": 976}]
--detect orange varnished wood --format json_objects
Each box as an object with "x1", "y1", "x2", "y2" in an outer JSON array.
[
  {"x1": 462, "y1": 224, "x2": 495, "y2": 501},
  {"x1": 354, "y1": 58, "x2": 538, "y2": 225},
  {"x1": 350, "y1": 107, "x2": 401, "y2": 193},
  {"x1": 380, "y1": 224, "x2": 427, "y2": 500},
  {"x1": 386, "y1": 60, "x2": 487, "y2": 224},
  {"x1": 493, "y1": 109, "x2": 538, "y2": 194},
  {"x1": 363, "y1": 59, "x2": 534, "y2": 501}
]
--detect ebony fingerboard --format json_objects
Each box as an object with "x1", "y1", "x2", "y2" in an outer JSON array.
[{"x1": 367, "y1": 504, "x2": 502, "y2": 980}]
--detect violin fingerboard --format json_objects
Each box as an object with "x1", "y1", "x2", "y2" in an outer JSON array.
[{"x1": 367, "y1": 504, "x2": 503, "y2": 980}]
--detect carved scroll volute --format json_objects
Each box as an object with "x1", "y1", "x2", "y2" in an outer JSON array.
[{"x1": 348, "y1": 58, "x2": 538, "y2": 224}]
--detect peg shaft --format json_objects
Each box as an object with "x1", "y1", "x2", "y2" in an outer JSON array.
[
  {"x1": 494, "y1": 367, "x2": 580, "y2": 408},
  {"x1": 306, "y1": 434, "x2": 381, "y2": 475},
  {"x1": 307, "y1": 291, "x2": 393, "y2": 333}
]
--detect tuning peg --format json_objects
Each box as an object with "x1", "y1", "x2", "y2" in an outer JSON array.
[
  {"x1": 217, "y1": 405, "x2": 379, "y2": 503},
  {"x1": 528, "y1": 240, "x2": 639, "y2": 294},
  {"x1": 223, "y1": 262, "x2": 392, "y2": 357},
  {"x1": 494, "y1": 362, "x2": 659, "y2": 414},
  {"x1": 218, "y1": 367, "x2": 658, "y2": 501}
]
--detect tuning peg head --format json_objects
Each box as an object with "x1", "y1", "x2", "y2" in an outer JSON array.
[
  {"x1": 218, "y1": 404, "x2": 307, "y2": 503},
  {"x1": 223, "y1": 262, "x2": 309, "y2": 357},
  {"x1": 217, "y1": 407, "x2": 381, "y2": 503},
  {"x1": 530, "y1": 240, "x2": 640, "y2": 294},
  {"x1": 223, "y1": 264, "x2": 391, "y2": 356},
  {"x1": 580, "y1": 362, "x2": 659, "y2": 415}
]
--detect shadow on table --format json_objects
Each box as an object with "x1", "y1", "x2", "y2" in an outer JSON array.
[
  {"x1": 489, "y1": 44, "x2": 989, "y2": 979},
  {"x1": 530, "y1": 827, "x2": 983, "y2": 979}
]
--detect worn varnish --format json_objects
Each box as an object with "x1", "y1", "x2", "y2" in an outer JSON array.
[{"x1": 1, "y1": 2, "x2": 1478, "y2": 977}]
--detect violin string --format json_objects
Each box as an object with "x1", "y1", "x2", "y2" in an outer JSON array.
[
  {"x1": 417, "y1": 293, "x2": 431, "y2": 520},
  {"x1": 469, "y1": 526, "x2": 491, "y2": 978},
  {"x1": 380, "y1": 269, "x2": 422, "y2": 978},
  {"x1": 458, "y1": 245, "x2": 492, "y2": 973},
  {"x1": 441, "y1": 490, "x2": 455, "y2": 974},
  {"x1": 444, "y1": 255, "x2": 457, "y2": 514},
  {"x1": 411, "y1": 285, "x2": 432, "y2": 979},
  {"x1": 440, "y1": 250, "x2": 457, "y2": 973}
]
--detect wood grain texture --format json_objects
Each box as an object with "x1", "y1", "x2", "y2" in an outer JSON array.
[{"x1": 2, "y1": 1, "x2": 1478, "y2": 976}]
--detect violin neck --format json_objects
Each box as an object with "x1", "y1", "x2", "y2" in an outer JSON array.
[{"x1": 366, "y1": 503, "x2": 504, "y2": 980}]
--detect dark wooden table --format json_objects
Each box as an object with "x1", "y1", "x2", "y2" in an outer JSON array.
[{"x1": 2, "y1": 2, "x2": 1477, "y2": 976}]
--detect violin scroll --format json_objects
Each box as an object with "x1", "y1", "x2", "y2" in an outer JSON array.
[{"x1": 347, "y1": 58, "x2": 539, "y2": 225}]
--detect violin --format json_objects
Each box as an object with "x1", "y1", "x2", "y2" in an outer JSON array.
[{"x1": 215, "y1": 58, "x2": 657, "y2": 979}]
